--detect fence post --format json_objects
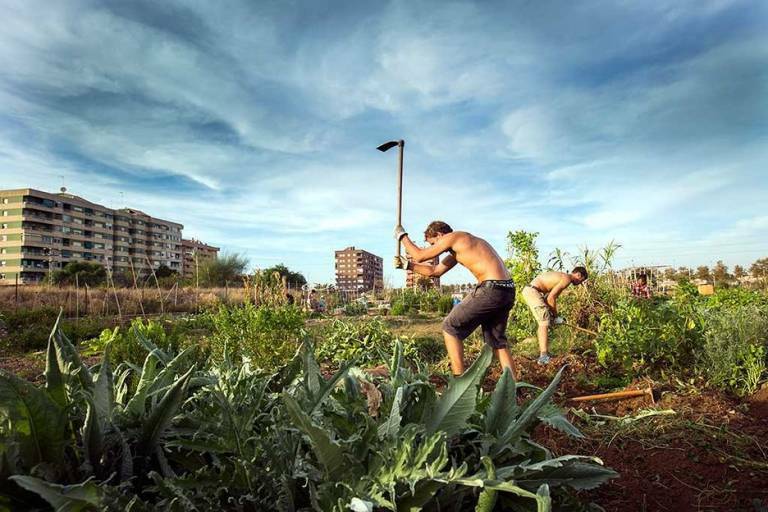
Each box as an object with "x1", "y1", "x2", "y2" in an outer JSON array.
[{"x1": 14, "y1": 274, "x2": 19, "y2": 311}]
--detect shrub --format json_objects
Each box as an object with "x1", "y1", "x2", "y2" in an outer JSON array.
[
  {"x1": 699, "y1": 305, "x2": 768, "y2": 396},
  {"x1": 0, "y1": 307, "x2": 113, "y2": 353},
  {"x1": 316, "y1": 317, "x2": 419, "y2": 367},
  {"x1": 206, "y1": 302, "x2": 305, "y2": 369},
  {"x1": 595, "y1": 297, "x2": 701, "y2": 375},
  {"x1": 343, "y1": 300, "x2": 368, "y2": 316}
]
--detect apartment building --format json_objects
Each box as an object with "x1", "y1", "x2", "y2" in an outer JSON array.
[
  {"x1": 0, "y1": 188, "x2": 183, "y2": 285},
  {"x1": 405, "y1": 256, "x2": 441, "y2": 289},
  {"x1": 334, "y1": 246, "x2": 383, "y2": 293},
  {"x1": 182, "y1": 238, "x2": 220, "y2": 280}
]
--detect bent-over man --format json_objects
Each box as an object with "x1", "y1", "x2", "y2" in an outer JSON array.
[
  {"x1": 394, "y1": 221, "x2": 516, "y2": 377},
  {"x1": 522, "y1": 268, "x2": 588, "y2": 365}
]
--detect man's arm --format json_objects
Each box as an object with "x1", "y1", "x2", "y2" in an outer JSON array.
[
  {"x1": 401, "y1": 232, "x2": 457, "y2": 262},
  {"x1": 545, "y1": 277, "x2": 571, "y2": 317},
  {"x1": 410, "y1": 254, "x2": 458, "y2": 278}
]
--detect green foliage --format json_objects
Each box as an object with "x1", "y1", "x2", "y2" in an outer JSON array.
[
  {"x1": 197, "y1": 253, "x2": 249, "y2": 286},
  {"x1": 206, "y1": 302, "x2": 305, "y2": 368},
  {"x1": 1, "y1": 317, "x2": 616, "y2": 511},
  {"x1": 595, "y1": 298, "x2": 699, "y2": 373},
  {"x1": 505, "y1": 230, "x2": 541, "y2": 287},
  {"x1": 344, "y1": 300, "x2": 368, "y2": 316},
  {"x1": 261, "y1": 263, "x2": 307, "y2": 288},
  {"x1": 0, "y1": 307, "x2": 113, "y2": 353},
  {"x1": 700, "y1": 305, "x2": 768, "y2": 396},
  {"x1": 51, "y1": 261, "x2": 107, "y2": 286},
  {"x1": 316, "y1": 317, "x2": 419, "y2": 367}
]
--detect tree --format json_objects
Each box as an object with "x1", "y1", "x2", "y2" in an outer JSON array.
[
  {"x1": 733, "y1": 265, "x2": 746, "y2": 279},
  {"x1": 712, "y1": 260, "x2": 731, "y2": 284},
  {"x1": 663, "y1": 267, "x2": 677, "y2": 281},
  {"x1": 695, "y1": 265, "x2": 711, "y2": 281},
  {"x1": 51, "y1": 261, "x2": 106, "y2": 287},
  {"x1": 750, "y1": 258, "x2": 768, "y2": 278},
  {"x1": 199, "y1": 253, "x2": 249, "y2": 287},
  {"x1": 262, "y1": 264, "x2": 307, "y2": 288},
  {"x1": 155, "y1": 264, "x2": 177, "y2": 279}
]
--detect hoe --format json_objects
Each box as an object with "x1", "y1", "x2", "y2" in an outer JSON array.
[{"x1": 377, "y1": 140, "x2": 405, "y2": 258}]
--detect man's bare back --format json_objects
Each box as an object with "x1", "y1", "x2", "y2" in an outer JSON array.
[
  {"x1": 403, "y1": 230, "x2": 510, "y2": 282},
  {"x1": 530, "y1": 271, "x2": 573, "y2": 293},
  {"x1": 440, "y1": 231, "x2": 510, "y2": 282}
]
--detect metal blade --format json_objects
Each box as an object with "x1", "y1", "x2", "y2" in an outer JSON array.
[{"x1": 377, "y1": 140, "x2": 399, "y2": 152}]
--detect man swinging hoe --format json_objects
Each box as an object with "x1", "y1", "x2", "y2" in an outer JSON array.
[{"x1": 393, "y1": 222, "x2": 517, "y2": 377}]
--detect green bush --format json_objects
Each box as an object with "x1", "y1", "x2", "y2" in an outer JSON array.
[
  {"x1": 206, "y1": 302, "x2": 305, "y2": 369},
  {"x1": 437, "y1": 294, "x2": 453, "y2": 315},
  {"x1": 0, "y1": 307, "x2": 113, "y2": 353},
  {"x1": 699, "y1": 305, "x2": 768, "y2": 396},
  {"x1": 595, "y1": 297, "x2": 701, "y2": 374},
  {"x1": 343, "y1": 300, "x2": 368, "y2": 316},
  {"x1": 316, "y1": 317, "x2": 419, "y2": 367}
]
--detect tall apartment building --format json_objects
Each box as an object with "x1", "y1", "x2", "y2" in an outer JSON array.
[
  {"x1": 334, "y1": 246, "x2": 383, "y2": 293},
  {"x1": 182, "y1": 238, "x2": 220, "y2": 280},
  {"x1": 0, "y1": 188, "x2": 183, "y2": 285},
  {"x1": 405, "y1": 256, "x2": 441, "y2": 289}
]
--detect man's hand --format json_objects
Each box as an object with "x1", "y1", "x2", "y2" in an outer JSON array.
[
  {"x1": 393, "y1": 255, "x2": 410, "y2": 270},
  {"x1": 394, "y1": 225, "x2": 408, "y2": 242}
]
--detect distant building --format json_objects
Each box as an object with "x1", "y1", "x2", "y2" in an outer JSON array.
[
  {"x1": 405, "y1": 256, "x2": 440, "y2": 289},
  {"x1": 182, "y1": 238, "x2": 220, "y2": 280},
  {"x1": 0, "y1": 188, "x2": 183, "y2": 285},
  {"x1": 334, "y1": 246, "x2": 383, "y2": 293}
]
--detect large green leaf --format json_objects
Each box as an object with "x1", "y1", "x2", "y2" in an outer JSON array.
[
  {"x1": 500, "y1": 456, "x2": 618, "y2": 491},
  {"x1": 492, "y1": 365, "x2": 566, "y2": 456},
  {"x1": 92, "y1": 342, "x2": 114, "y2": 424},
  {"x1": 483, "y1": 367, "x2": 518, "y2": 436},
  {"x1": 426, "y1": 346, "x2": 493, "y2": 435},
  {"x1": 139, "y1": 367, "x2": 194, "y2": 455},
  {"x1": 377, "y1": 386, "x2": 403, "y2": 440},
  {"x1": 0, "y1": 370, "x2": 67, "y2": 468},
  {"x1": 475, "y1": 457, "x2": 497, "y2": 512},
  {"x1": 283, "y1": 394, "x2": 345, "y2": 477},
  {"x1": 44, "y1": 315, "x2": 66, "y2": 409},
  {"x1": 125, "y1": 351, "x2": 161, "y2": 417},
  {"x1": 307, "y1": 358, "x2": 356, "y2": 415},
  {"x1": 536, "y1": 404, "x2": 583, "y2": 438},
  {"x1": 51, "y1": 311, "x2": 92, "y2": 391},
  {"x1": 10, "y1": 475, "x2": 102, "y2": 512},
  {"x1": 81, "y1": 398, "x2": 103, "y2": 472}
]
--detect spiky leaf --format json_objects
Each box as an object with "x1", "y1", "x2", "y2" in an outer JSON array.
[
  {"x1": 44, "y1": 316, "x2": 66, "y2": 408},
  {"x1": 9, "y1": 476, "x2": 102, "y2": 512},
  {"x1": 426, "y1": 346, "x2": 492, "y2": 435},
  {"x1": 283, "y1": 394, "x2": 345, "y2": 477},
  {"x1": 484, "y1": 367, "x2": 518, "y2": 436},
  {"x1": 139, "y1": 367, "x2": 194, "y2": 454},
  {"x1": 0, "y1": 370, "x2": 67, "y2": 468},
  {"x1": 378, "y1": 386, "x2": 403, "y2": 440}
]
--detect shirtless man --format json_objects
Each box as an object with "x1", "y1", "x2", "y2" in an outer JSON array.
[
  {"x1": 393, "y1": 221, "x2": 516, "y2": 377},
  {"x1": 522, "y1": 268, "x2": 588, "y2": 365}
]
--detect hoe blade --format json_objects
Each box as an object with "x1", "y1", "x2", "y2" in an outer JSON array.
[{"x1": 377, "y1": 140, "x2": 399, "y2": 152}]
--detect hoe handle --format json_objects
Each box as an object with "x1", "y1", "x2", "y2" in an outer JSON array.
[{"x1": 396, "y1": 140, "x2": 404, "y2": 258}]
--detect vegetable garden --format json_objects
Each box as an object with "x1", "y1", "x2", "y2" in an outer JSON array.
[{"x1": 1, "y1": 239, "x2": 767, "y2": 511}]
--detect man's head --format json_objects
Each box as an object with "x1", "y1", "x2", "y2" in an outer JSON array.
[
  {"x1": 424, "y1": 220, "x2": 453, "y2": 245},
  {"x1": 571, "y1": 266, "x2": 588, "y2": 285},
  {"x1": 637, "y1": 274, "x2": 648, "y2": 285}
]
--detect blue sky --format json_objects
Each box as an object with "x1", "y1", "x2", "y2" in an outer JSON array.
[{"x1": 1, "y1": 0, "x2": 766, "y2": 285}]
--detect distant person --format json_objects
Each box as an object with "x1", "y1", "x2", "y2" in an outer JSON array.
[
  {"x1": 631, "y1": 274, "x2": 652, "y2": 299},
  {"x1": 306, "y1": 290, "x2": 318, "y2": 312},
  {"x1": 522, "y1": 268, "x2": 588, "y2": 365},
  {"x1": 451, "y1": 293, "x2": 462, "y2": 309},
  {"x1": 394, "y1": 221, "x2": 516, "y2": 377},
  {"x1": 285, "y1": 292, "x2": 295, "y2": 305}
]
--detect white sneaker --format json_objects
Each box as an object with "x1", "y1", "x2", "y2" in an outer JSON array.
[{"x1": 537, "y1": 354, "x2": 551, "y2": 365}]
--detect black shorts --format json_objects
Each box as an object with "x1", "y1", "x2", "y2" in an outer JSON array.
[{"x1": 442, "y1": 280, "x2": 516, "y2": 349}]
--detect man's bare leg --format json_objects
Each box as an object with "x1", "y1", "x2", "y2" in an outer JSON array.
[
  {"x1": 494, "y1": 347, "x2": 516, "y2": 380},
  {"x1": 537, "y1": 323, "x2": 549, "y2": 356},
  {"x1": 442, "y1": 331, "x2": 465, "y2": 376}
]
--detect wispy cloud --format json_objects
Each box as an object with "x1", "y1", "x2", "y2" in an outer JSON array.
[{"x1": 0, "y1": 0, "x2": 765, "y2": 283}]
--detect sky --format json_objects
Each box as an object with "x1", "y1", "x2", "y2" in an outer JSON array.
[{"x1": 1, "y1": 0, "x2": 766, "y2": 285}]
